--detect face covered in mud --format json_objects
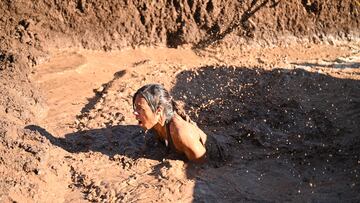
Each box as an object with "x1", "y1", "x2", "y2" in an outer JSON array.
[{"x1": 133, "y1": 95, "x2": 160, "y2": 130}]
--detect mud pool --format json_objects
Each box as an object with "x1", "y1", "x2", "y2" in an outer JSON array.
[{"x1": 20, "y1": 45, "x2": 359, "y2": 202}]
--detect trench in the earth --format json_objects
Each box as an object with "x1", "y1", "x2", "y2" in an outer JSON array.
[{"x1": 29, "y1": 45, "x2": 360, "y2": 202}]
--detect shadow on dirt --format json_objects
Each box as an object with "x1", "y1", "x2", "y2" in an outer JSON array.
[
  {"x1": 171, "y1": 65, "x2": 359, "y2": 150},
  {"x1": 193, "y1": 0, "x2": 280, "y2": 49},
  {"x1": 170, "y1": 65, "x2": 360, "y2": 201},
  {"x1": 25, "y1": 124, "x2": 178, "y2": 162},
  {"x1": 80, "y1": 70, "x2": 127, "y2": 114}
]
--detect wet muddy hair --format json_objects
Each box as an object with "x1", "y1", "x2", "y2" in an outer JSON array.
[{"x1": 133, "y1": 84, "x2": 195, "y2": 124}]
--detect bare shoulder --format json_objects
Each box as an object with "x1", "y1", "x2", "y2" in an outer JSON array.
[
  {"x1": 170, "y1": 114, "x2": 207, "y2": 161},
  {"x1": 171, "y1": 115, "x2": 204, "y2": 144},
  {"x1": 171, "y1": 116, "x2": 194, "y2": 136}
]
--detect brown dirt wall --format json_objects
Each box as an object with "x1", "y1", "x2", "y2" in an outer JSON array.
[{"x1": 1, "y1": 0, "x2": 359, "y2": 121}]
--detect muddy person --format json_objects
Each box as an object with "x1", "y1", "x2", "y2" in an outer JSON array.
[{"x1": 133, "y1": 84, "x2": 213, "y2": 162}]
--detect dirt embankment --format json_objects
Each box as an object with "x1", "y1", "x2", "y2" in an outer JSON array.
[
  {"x1": 0, "y1": 0, "x2": 359, "y2": 202},
  {"x1": 1, "y1": 0, "x2": 359, "y2": 125}
]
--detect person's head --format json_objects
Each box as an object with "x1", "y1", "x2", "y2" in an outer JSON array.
[{"x1": 133, "y1": 84, "x2": 174, "y2": 130}]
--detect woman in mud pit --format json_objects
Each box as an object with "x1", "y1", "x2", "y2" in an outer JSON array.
[{"x1": 133, "y1": 84, "x2": 208, "y2": 162}]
